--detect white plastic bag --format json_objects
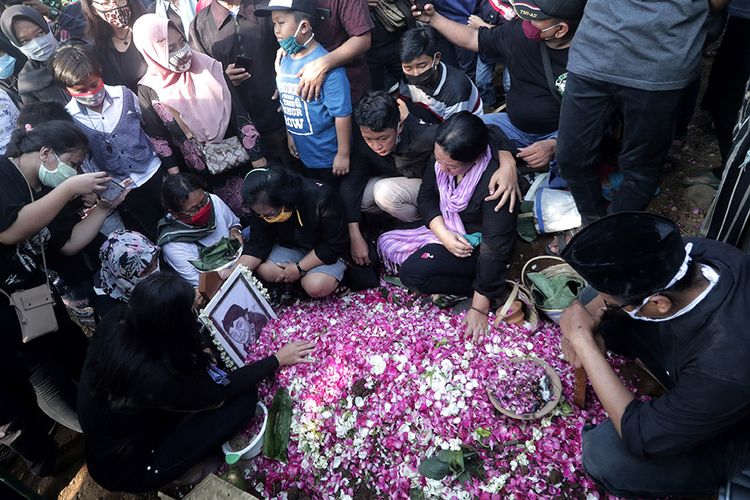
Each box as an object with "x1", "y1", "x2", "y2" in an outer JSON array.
[{"x1": 533, "y1": 187, "x2": 582, "y2": 234}]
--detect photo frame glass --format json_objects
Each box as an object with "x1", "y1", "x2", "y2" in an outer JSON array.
[{"x1": 199, "y1": 265, "x2": 277, "y2": 368}]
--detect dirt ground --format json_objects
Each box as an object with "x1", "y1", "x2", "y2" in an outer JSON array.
[{"x1": 3, "y1": 51, "x2": 724, "y2": 500}]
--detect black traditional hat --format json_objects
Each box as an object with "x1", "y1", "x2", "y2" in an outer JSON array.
[{"x1": 560, "y1": 212, "x2": 686, "y2": 299}]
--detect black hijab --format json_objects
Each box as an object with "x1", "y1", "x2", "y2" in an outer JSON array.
[{"x1": 0, "y1": 6, "x2": 67, "y2": 104}]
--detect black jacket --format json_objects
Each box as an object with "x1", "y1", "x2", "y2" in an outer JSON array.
[
  {"x1": 341, "y1": 114, "x2": 438, "y2": 223},
  {"x1": 616, "y1": 238, "x2": 750, "y2": 458},
  {"x1": 244, "y1": 178, "x2": 350, "y2": 264},
  {"x1": 417, "y1": 136, "x2": 518, "y2": 300},
  {"x1": 77, "y1": 308, "x2": 279, "y2": 491}
]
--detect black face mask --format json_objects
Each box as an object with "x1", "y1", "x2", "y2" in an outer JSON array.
[{"x1": 404, "y1": 60, "x2": 439, "y2": 89}]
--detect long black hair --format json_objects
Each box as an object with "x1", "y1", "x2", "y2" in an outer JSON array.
[
  {"x1": 80, "y1": 0, "x2": 145, "y2": 49},
  {"x1": 6, "y1": 120, "x2": 88, "y2": 158},
  {"x1": 242, "y1": 165, "x2": 303, "y2": 210},
  {"x1": 91, "y1": 272, "x2": 210, "y2": 401},
  {"x1": 435, "y1": 111, "x2": 489, "y2": 163}
]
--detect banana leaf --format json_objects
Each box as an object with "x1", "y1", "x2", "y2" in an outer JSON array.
[
  {"x1": 188, "y1": 237, "x2": 241, "y2": 272},
  {"x1": 263, "y1": 387, "x2": 293, "y2": 462}
]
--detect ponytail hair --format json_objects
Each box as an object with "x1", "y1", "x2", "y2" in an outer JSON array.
[{"x1": 6, "y1": 120, "x2": 88, "y2": 158}]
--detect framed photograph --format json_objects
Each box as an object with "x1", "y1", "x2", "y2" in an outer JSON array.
[{"x1": 199, "y1": 265, "x2": 277, "y2": 368}]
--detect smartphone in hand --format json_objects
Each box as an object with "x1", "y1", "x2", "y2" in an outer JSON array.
[
  {"x1": 235, "y1": 55, "x2": 254, "y2": 73},
  {"x1": 100, "y1": 179, "x2": 125, "y2": 203}
]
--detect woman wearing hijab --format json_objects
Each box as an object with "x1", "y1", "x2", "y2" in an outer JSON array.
[
  {"x1": 133, "y1": 14, "x2": 266, "y2": 216},
  {"x1": 0, "y1": 5, "x2": 68, "y2": 104},
  {"x1": 81, "y1": 0, "x2": 147, "y2": 92},
  {"x1": 94, "y1": 229, "x2": 160, "y2": 319}
]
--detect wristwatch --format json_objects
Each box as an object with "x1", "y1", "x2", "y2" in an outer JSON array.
[{"x1": 296, "y1": 262, "x2": 307, "y2": 277}]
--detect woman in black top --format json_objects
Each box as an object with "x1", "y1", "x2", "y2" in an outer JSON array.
[
  {"x1": 77, "y1": 272, "x2": 313, "y2": 493},
  {"x1": 241, "y1": 166, "x2": 350, "y2": 299},
  {"x1": 81, "y1": 0, "x2": 147, "y2": 92},
  {"x1": 0, "y1": 5, "x2": 68, "y2": 104},
  {"x1": 378, "y1": 112, "x2": 518, "y2": 341},
  {"x1": 0, "y1": 121, "x2": 111, "y2": 476}
]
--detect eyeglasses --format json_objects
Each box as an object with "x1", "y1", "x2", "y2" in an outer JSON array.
[
  {"x1": 180, "y1": 193, "x2": 210, "y2": 216},
  {"x1": 91, "y1": 0, "x2": 128, "y2": 11},
  {"x1": 602, "y1": 298, "x2": 629, "y2": 312}
]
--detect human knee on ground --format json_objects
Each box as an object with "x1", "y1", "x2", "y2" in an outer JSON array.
[
  {"x1": 372, "y1": 178, "x2": 420, "y2": 222},
  {"x1": 301, "y1": 273, "x2": 339, "y2": 298},
  {"x1": 256, "y1": 262, "x2": 283, "y2": 282}
]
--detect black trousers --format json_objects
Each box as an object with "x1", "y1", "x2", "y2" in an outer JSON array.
[
  {"x1": 557, "y1": 72, "x2": 684, "y2": 224},
  {"x1": 702, "y1": 16, "x2": 750, "y2": 172},
  {"x1": 101, "y1": 389, "x2": 259, "y2": 493},
  {"x1": 118, "y1": 170, "x2": 165, "y2": 243},
  {"x1": 0, "y1": 297, "x2": 88, "y2": 476},
  {"x1": 582, "y1": 420, "x2": 745, "y2": 498},
  {"x1": 399, "y1": 243, "x2": 478, "y2": 296}
]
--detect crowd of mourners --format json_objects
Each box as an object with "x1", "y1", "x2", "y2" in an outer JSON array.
[{"x1": 1, "y1": 0, "x2": 750, "y2": 496}]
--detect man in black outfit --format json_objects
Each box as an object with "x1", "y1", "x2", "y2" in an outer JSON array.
[
  {"x1": 413, "y1": 0, "x2": 585, "y2": 182},
  {"x1": 560, "y1": 212, "x2": 750, "y2": 497}
]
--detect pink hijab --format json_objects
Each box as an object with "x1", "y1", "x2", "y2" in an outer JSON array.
[{"x1": 133, "y1": 13, "x2": 231, "y2": 143}]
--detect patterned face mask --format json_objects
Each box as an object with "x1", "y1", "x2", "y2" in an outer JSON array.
[
  {"x1": 97, "y1": 5, "x2": 131, "y2": 28},
  {"x1": 168, "y1": 43, "x2": 192, "y2": 73}
]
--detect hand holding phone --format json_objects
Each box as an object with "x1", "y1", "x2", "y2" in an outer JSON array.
[
  {"x1": 100, "y1": 179, "x2": 125, "y2": 204},
  {"x1": 234, "y1": 55, "x2": 254, "y2": 73}
]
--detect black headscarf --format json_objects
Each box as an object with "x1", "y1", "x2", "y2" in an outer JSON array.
[{"x1": 0, "y1": 5, "x2": 67, "y2": 104}]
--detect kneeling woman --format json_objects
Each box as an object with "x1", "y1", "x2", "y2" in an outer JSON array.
[
  {"x1": 378, "y1": 112, "x2": 518, "y2": 341},
  {"x1": 157, "y1": 173, "x2": 243, "y2": 286},
  {"x1": 242, "y1": 167, "x2": 349, "y2": 299},
  {"x1": 77, "y1": 272, "x2": 313, "y2": 493}
]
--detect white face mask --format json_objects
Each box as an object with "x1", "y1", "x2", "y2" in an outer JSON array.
[
  {"x1": 19, "y1": 31, "x2": 58, "y2": 62},
  {"x1": 626, "y1": 264, "x2": 719, "y2": 322},
  {"x1": 168, "y1": 43, "x2": 192, "y2": 73}
]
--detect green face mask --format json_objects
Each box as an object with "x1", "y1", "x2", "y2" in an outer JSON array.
[{"x1": 38, "y1": 151, "x2": 77, "y2": 188}]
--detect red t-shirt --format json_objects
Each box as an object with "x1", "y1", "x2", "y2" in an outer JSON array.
[{"x1": 313, "y1": 0, "x2": 375, "y2": 103}]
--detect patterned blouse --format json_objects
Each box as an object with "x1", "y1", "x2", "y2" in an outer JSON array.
[{"x1": 137, "y1": 83, "x2": 264, "y2": 214}]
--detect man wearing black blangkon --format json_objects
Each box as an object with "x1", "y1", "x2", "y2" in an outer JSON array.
[{"x1": 558, "y1": 212, "x2": 750, "y2": 497}]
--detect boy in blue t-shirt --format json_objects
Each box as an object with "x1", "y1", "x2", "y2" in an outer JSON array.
[{"x1": 256, "y1": 0, "x2": 352, "y2": 186}]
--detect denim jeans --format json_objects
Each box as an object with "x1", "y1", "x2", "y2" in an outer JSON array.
[
  {"x1": 476, "y1": 58, "x2": 496, "y2": 108},
  {"x1": 481, "y1": 112, "x2": 563, "y2": 187}
]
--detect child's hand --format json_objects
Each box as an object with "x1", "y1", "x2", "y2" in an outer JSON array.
[
  {"x1": 332, "y1": 153, "x2": 350, "y2": 176},
  {"x1": 225, "y1": 63, "x2": 250, "y2": 86},
  {"x1": 287, "y1": 134, "x2": 299, "y2": 159}
]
